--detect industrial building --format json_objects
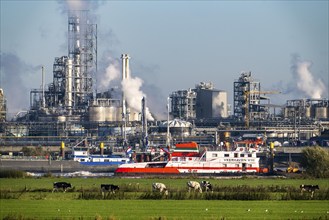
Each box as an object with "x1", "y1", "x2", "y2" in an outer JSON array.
[
  {"x1": 29, "y1": 11, "x2": 97, "y2": 122},
  {"x1": 170, "y1": 89, "x2": 196, "y2": 120},
  {"x1": 170, "y1": 82, "x2": 228, "y2": 120},
  {"x1": 284, "y1": 99, "x2": 329, "y2": 120},
  {"x1": 233, "y1": 72, "x2": 279, "y2": 128},
  {"x1": 195, "y1": 82, "x2": 228, "y2": 119}
]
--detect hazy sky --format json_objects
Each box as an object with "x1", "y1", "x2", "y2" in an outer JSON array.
[{"x1": 1, "y1": 0, "x2": 328, "y2": 119}]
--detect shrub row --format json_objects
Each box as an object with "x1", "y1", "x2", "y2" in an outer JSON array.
[{"x1": 0, "y1": 170, "x2": 27, "y2": 178}]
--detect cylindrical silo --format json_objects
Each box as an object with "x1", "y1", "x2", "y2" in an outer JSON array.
[
  {"x1": 89, "y1": 106, "x2": 105, "y2": 122},
  {"x1": 315, "y1": 106, "x2": 328, "y2": 119}
]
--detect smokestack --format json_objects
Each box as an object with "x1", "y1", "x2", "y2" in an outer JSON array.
[
  {"x1": 121, "y1": 54, "x2": 130, "y2": 80},
  {"x1": 121, "y1": 54, "x2": 130, "y2": 146}
]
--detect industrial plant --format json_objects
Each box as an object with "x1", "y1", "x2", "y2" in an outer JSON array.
[{"x1": 1, "y1": 10, "x2": 329, "y2": 158}]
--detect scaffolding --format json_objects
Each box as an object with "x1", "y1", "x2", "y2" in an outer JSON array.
[
  {"x1": 68, "y1": 10, "x2": 97, "y2": 111},
  {"x1": 234, "y1": 72, "x2": 260, "y2": 121},
  {"x1": 170, "y1": 89, "x2": 197, "y2": 120}
]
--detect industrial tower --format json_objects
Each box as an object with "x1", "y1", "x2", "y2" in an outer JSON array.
[
  {"x1": 233, "y1": 72, "x2": 261, "y2": 126},
  {"x1": 30, "y1": 10, "x2": 97, "y2": 118},
  {"x1": 67, "y1": 10, "x2": 97, "y2": 112}
]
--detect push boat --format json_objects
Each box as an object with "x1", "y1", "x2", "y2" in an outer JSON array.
[{"x1": 115, "y1": 142, "x2": 261, "y2": 175}]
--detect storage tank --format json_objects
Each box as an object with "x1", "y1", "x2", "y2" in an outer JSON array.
[
  {"x1": 314, "y1": 106, "x2": 328, "y2": 119},
  {"x1": 89, "y1": 106, "x2": 121, "y2": 122},
  {"x1": 305, "y1": 106, "x2": 311, "y2": 118},
  {"x1": 105, "y1": 106, "x2": 120, "y2": 121},
  {"x1": 89, "y1": 106, "x2": 106, "y2": 122},
  {"x1": 159, "y1": 119, "x2": 192, "y2": 137}
]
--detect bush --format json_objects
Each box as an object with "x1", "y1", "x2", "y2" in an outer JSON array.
[
  {"x1": 0, "y1": 170, "x2": 26, "y2": 178},
  {"x1": 301, "y1": 147, "x2": 329, "y2": 178}
]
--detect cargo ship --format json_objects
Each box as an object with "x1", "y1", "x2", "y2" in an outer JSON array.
[{"x1": 115, "y1": 142, "x2": 262, "y2": 175}]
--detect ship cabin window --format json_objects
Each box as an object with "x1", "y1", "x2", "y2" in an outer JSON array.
[
  {"x1": 146, "y1": 162, "x2": 167, "y2": 168},
  {"x1": 224, "y1": 154, "x2": 229, "y2": 157},
  {"x1": 212, "y1": 153, "x2": 218, "y2": 157},
  {"x1": 248, "y1": 154, "x2": 252, "y2": 157},
  {"x1": 240, "y1": 154, "x2": 245, "y2": 157},
  {"x1": 104, "y1": 159, "x2": 109, "y2": 162},
  {"x1": 81, "y1": 159, "x2": 85, "y2": 162},
  {"x1": 249, "y1": 164, "x2": 252, "y2": 167},
  {"x1": 234, "y1": 153, "x2": 238, "y2": 158},
  {"x1": 235, "y1": 164, "x2": 239, "y2": 167},
  {"x1": 223, "y1": 164, "x2": 227, "y2": 167}
]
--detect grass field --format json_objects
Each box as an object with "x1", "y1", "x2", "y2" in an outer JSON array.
[
  {"x1": 1, "y1": 176, "x2": 329, "y2": 219},
  {"x1": 1, "y1": 200, "x2": 329, "y2": 220}
]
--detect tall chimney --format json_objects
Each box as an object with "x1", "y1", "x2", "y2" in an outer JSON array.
[{"x1": 121, "y1": 54, "x2": 130, "y2": 146}]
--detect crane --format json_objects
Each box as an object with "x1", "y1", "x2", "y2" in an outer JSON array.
[{"x1": 244, "y1": 90, "x2": 280, "y2": 128}]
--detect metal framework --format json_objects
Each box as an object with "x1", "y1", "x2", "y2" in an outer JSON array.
[
  {"x1": 233, "y1": 72, "x2": 261, "y2": 123},
  {"x1": 170, "y1": 89, "x2": 197, "y2": 120},
  {"x1": 68, "y1": 10, "x2": 97, "y2": 111},
  {"x1": 29, "y1": 10, "x2": 97, "y2": 118}
]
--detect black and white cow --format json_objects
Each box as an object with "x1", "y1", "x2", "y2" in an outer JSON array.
[
  {"x1": 53, "y1": 182, "x2": 72, "y2": 193},
  {"x1": 152, "y1": 182, "x2": 169, "y2": 195},
  {"x1": 101, "y1": 184, "x2": 120, "y2": 194},
  {"x1": 200, "y1": 180, "x2": 213, "y2": 192},
  {"x1": 300, "y1": 184, "x2": 319, "y2": 198},
  {"x1": 187, "y1": 181, "x2": 202, "y2": 193}
]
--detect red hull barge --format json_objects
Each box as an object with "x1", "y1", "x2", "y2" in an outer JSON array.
[{"x1": 115, "y1": 142, "x2": 262, "y2": 175}]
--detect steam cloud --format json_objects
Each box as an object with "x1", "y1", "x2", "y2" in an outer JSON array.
[
  {"x1": 1, "y1": 52, "x2": 41, "y2": 118},
  {"x1": 291, "y1": 55, "x2": 326, "y2": 99},
  {"x1": 98, "y1": 57, "x2": 121, "y2": 91},
  {"x1": 212, "y1": 93, "x2": 227, "y2": 118},
  {"x1": 122, "y1": 76, "x2": 154, "y2": 121},
  {"x1": 57, "y1": 0, "x2": 104, "y2": 14},
  {"x1": 99, "y1": 58, "x2": 154, "y2": 121}
]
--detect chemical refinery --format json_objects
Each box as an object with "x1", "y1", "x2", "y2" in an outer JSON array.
[{"x1": 1, "y1": 10, "x2": 329, "y2": 156}]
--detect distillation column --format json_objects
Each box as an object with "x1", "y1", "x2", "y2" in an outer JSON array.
[{"x1": 68, "y1": 10, "x2": 96, "y2": 112}]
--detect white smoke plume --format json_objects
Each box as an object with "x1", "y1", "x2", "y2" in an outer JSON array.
[
  {"x1": 122, "y1": 75, "x2": 154, "y2": 121},
  {"x1": 57, "y1": 0, "x2": 104, "y2": 13},
  {"x1": 291, "y1": 55, "x2": 326, "y2": 99},
  {"x1": 212, "y1": 93, "x2": 227, "y2": 118},
  {"x1": 98, "y1": 57, "x2": 154, "y2": 121},
  {"x1": 98, "y1": 57, "x2": 121, "y2": 91}
]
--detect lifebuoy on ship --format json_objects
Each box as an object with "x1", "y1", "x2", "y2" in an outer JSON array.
[{"x1": 239, "y1": 148, "x2": 244, "y2": 151}]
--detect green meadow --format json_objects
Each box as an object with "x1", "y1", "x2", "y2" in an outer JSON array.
[{"x1": 1, "y1": 176, "x2": 329, "y2": 219}]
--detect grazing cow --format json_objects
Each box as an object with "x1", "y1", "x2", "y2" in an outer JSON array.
[
  {"x1": 200, "y1": 180, "x2": 213, "y2": 192},
  {"x1": 53, "y1": 182, "x2": 72, "y2": 193},
  {"x1": 300, "y1": 185, "x2": 319, "y2": 198},
  {"x1": 187, "y1": 181, "x2": 202, "y2": 193},
  {"x1": 152, "y1": 182, "x2": 169, "y2": 195},
  {"x1": 101, "y1": 184, "x2": 120, "y2": 194}
]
